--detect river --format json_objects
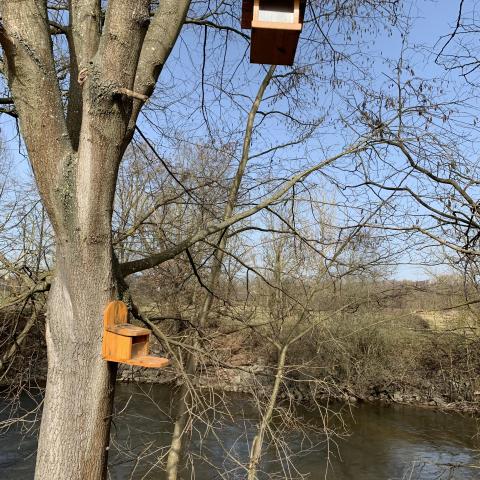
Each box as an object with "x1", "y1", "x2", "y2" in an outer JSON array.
[{"x1": 1, "y1": 383, "x2": 479, "y2": 479}]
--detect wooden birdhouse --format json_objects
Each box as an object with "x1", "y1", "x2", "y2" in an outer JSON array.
[
  {"x1": 241, "y1": 0, "x2": 304, "y2": 66},
  {"x1": 102, "y1": 301, "x2": 169, "y2": 368}
]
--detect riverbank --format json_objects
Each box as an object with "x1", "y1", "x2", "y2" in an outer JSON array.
[
  {"x1": 114, "y1": 305, "x2": 480, "y2": 415},
  {"x1": 2, "y1": 299, "x2": 479, "y2": 415},
  {"x1": 116, "y1": 363, "x2": 480, "y2": 415}
]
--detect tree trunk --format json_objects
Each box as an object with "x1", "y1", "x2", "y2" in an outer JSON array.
[
  {"x1": 35, "y1": 239, "x2": 117, "y2": 479},
  {"x1": 0, "y1": 3, "x2": 191, "y2": 478},
  {"x1": 165, "y1": 353, "x2": 194, "y2": 480},
  {"x1": 247, "y1": 346, "x2": 287, "y2": 480}
]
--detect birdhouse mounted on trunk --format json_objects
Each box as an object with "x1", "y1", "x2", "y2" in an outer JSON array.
[
  {"x1": 241, "y1": 0, "x2": 304, "y2": 66},
  {"x1": 102, "y1": 301, "x2": 169, "y2": 368}
]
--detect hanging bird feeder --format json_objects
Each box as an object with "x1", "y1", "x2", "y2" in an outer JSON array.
[
  {"x1": 102, "y1": 301, "x2": 169, "y2": 368},
  {"x1": 241, "y1": 0, "x2": 304, "y2": 66}
]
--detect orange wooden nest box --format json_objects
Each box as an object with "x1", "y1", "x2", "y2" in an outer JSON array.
[
  {"x1": 241, "y1": 0, "x2": 304, "y2": 65},
  {"x1": 102, "y1": 301, "x2": 169, "y2": 368}
]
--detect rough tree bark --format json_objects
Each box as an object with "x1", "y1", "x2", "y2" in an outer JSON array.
[{"x1": 0, "y1": 1, "x2": 190, "y2": 478}]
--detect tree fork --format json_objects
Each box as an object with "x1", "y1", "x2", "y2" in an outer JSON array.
[{"x1": 0, "y1": 1, "x2": 191, "y2": 476}]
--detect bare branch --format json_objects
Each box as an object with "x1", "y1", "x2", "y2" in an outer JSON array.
[
  {"x1": 113, "y1": 87, "x2": 148, "y2": 102},
  {"x1": 0, "y1": 0, "x2": 72, "y2": 222},
  {"x1": 126, "y1": 0, "x2": 191, "y2": 136},
  {"x1": 66, "y1": 0, "x2": 102, "y2": 148},
  {"x1": 120, "y1": 140, "x2": 374, "y2": 276},
  {"x1": 184, "y1": 18, "x2": 250, "y2": 41}
]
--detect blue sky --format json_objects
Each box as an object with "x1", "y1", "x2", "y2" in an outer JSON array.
[{"x1": 0, "y1": 1, "x2": 471, "y2": 281}]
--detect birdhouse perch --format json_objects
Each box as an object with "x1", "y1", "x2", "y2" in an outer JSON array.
[{"x1": 242, "y1": 0, "x2": 304, "y2": 65}]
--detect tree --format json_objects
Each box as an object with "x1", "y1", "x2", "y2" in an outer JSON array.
[
  {"x1": 0, "y1": 1, "x2": 405, "y2": 478},
  {"x1": 0, "y1": 1, "x2": 190, "y2": 478}
]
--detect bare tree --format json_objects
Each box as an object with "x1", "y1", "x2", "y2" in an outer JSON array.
[
  {"x1": 0, "y1": 2, "x2": 190, "y2": 478},
  {"x1": 0, "y1": 1, "x2": 408, "y2": 478}
]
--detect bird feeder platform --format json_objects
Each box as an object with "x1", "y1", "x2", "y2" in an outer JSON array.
[
  {"x1": 241, "y1": 0, "x2": 305, "y2": 65},
  {"x1": 102, "y1": 301, "x2": 169, "y2": 368}
]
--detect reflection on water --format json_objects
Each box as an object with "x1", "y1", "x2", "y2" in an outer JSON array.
[{"x1": 1, "y1": 383, "x2": 479, "y2": 479}]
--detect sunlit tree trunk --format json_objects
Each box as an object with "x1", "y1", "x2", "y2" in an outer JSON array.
[
  {"x1": 248, "y1": 346, "x2": 287, "y2": 480},
  {"x1": 0, "y1": 1, "x2": 190, "y2": 478},
  {"x1": 36, "y1": 243, "x2": 117, "y2": 478}
]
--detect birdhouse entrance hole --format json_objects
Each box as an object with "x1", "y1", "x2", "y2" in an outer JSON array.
[{"x1": 256, "y1": 0, "x2": 296, "y2": 25}]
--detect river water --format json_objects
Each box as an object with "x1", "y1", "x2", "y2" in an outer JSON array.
[{"x1": 1, "y1": 383, "x2": 479, "y2": 479}]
